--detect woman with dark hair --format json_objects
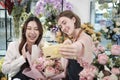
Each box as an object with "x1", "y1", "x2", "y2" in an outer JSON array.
[
  {"x1": 2, "y1": 16, "x2": 45, "y2": 80},
  {"x1": 57, "y1": 10, "x2": 94, "y2": 80}
]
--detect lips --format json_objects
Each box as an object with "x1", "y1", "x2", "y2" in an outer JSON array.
[{"x1": 28, "y1": 34, "x2": 37, "y2": 40}]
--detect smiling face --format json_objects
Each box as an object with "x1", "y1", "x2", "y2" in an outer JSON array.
[
  {"x1": 58, "y1": 16, "x2": 76, "y2": 37},
  {"x1": 26, "y1": 21, "x2": 40, "y2": 44}
]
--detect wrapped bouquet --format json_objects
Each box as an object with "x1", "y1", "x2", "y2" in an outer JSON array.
[
  {"x1": 41, "y1": 44, "x2": 67, "y2": 79},
  {"x1": 33, "y1": 57, "x2": 64, "y2": 78},
  {"x1": 22, "y1": 44, "x2": 67, "y2": 80}
]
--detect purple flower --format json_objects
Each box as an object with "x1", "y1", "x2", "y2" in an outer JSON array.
[
  {"x1": 34, "y1": 0, "x2": 73, "y2": 30},
  {"x1": 63, "y1": 2, "x2": 73, "y2": 10},
  {"x1": 106, "y1": 20, "x2": 113, "y2": 27},
  {"x1": 34, "y1": 0, "x2": 73, "y2": 17},
  {"x1": 51, "y1": 26, "x2": 59, "y2": 33},
  {"x1": 112, "y1": 34, "x2": 120, "y2": 45}
]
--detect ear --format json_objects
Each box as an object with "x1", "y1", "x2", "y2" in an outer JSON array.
[{"x1": 72, "y1": 17, "x2": 76, "y2": 23}]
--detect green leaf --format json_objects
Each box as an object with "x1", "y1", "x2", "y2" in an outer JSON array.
[{"x1": 11, "y1": 6, "x2": 23, "y2": 16}]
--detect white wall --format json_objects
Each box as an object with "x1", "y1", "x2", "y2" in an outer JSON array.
[{"x1": 67, "y1": 0, "x2": 91, "y2": 24}]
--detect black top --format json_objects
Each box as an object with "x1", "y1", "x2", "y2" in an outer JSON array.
[{"x1": 65, "y1": 59, "x2": 83, "y2": 80}]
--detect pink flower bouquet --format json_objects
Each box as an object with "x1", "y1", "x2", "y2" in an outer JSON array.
[
  {"x1": 33, "y1": 57, "x2": 64, "y2": 78},
  {"x1": 23, "y1": 55, "x2": 65, "y2": 80},
  {"x1": 22, "y1": 45, "x2": 65, "y2": 80}
]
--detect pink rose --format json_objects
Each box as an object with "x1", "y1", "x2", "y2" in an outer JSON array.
[
  {"x1": 54, "y1": 61, "x2": 63, "y2": 72},
  {"x1": 79, "y1": 65, "x2": 98, "y2": 80},
  {"x1": 35, "y1": 63, "x2": 45, "y2": 71},
  {"x1": 79, "y1": 77, "x2": 87, "y2": 80},
  {"x1": 44, "y1": 66, "x2": 56, "y2": 77},
  {"x1": 97, "y1": 45, "x2": 105, "y2": 53},
  {"x1": 33, "y1": 57, "x2": 45, "y2": 71},
  {"x1": 93, "y1": 44, "x2": 105, "y2": 55},
  {"x1": 102, "y1": 76, "x2": 111, "y2": 80},
  {"x1": 97, "y1": 54, "x2": 109, "y2": 65},
  {"x1": 111, "y1": 45, "x2": 120, "y2": 55},
  {"x1": 111, "y1": 68, "x2": 120, "y2": 75},
  {"x1": 93, "y1": 47, "x2": 100, "y2": 55},
  {"x1": 44, "y1": 59, "x2": 55, "y2": 66}
]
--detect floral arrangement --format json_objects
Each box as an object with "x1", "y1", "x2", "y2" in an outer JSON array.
[
  {"x1": 100, "y1": 20, "x2": 120, "y2": 43},
  {"x1": 0, "y1": 0, "x2": 30, "y2": 38},
  {"x1": 33, "y1": 57, "x2": 64, "y2": 78},
  {"x1": 23, "y1": 56, "x2": 65, "y2": 80},
  {"x1": 34, "y1": 0, "x2": 73, "y2": 31},
  {"x1": 81, "y1": 23, "x2": 102, "y2": 42},
  {"x1": 79, "y1": 43, "x2": 120, "y2": 80},
  {"x1": 97, "y1": 0, "x2": 120, "y2": 44},
  {"x1": 22, "y1": 45, "x2": 65, "y2": 80},
  {"x1": 1, "y1": 0, "x2": 30, "y2": 15},
  {"x1": 0, "y1": 0, "x2": 30, "y2": 17}
]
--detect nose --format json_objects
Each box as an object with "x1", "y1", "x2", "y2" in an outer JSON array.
[
  {"x1": 61, "y1": 26, "x2": 66, "y2": 32},
  {"x1": 30, "y1": 29, "x2": 35, "y2": 34}
]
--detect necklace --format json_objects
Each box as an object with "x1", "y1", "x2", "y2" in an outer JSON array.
[{"x1": 72, "y1": 29, "x2": 83, "y2": 42}]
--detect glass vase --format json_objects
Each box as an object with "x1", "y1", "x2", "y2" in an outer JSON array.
[{"x1": 13, "y1": 15, "x2": 20, "y2": 40}]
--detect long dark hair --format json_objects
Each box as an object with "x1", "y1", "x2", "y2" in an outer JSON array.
[
  {"x1": 57, "y1": 10, "x2": 81, "y2": 28},
  {"x1": 19, "y1": 16, "x2": 43, "y2": 55}
]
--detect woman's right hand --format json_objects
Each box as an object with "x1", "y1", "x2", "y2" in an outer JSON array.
[
  {"x1": 59, "y1": 39, "x2": 80, "y2": 60},
  {"x1": 22, "y1": 43, "x2": 27, "y2": 58}
]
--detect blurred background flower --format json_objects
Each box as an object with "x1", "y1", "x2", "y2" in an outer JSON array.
[
  {"x1": 98, "y1": 0, "x2": 120, "y2": 45},
  {"x1": 100, "y1": 20, "x2": 120, "y2": 44},
  {"x1": 34, "y1": 0, "x2": 73, "y2": 43},
  {"x1": 11, "y1": 0, "x2": 30, "y2": 39},
  {"x1": 0, "y1": 0, "x2": 31, "y2": 39},
  {"x1": 81, "y1": 23, "x2": 102, "y2": 42},
  {"x1": 0, "y1": 0, "x2": 30, "y2": 18},
  {"x1": 92, "y1": 43, "x2": 120, "y2": 79},
  {"x1": 34, "y1": 0, "x2": 73, "y2": 31}
]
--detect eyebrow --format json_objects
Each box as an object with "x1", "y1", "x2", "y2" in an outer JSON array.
[{"x1": 27, "y1": 25, "x2": 38, "y2": 28}]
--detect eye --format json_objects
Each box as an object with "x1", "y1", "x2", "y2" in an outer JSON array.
[
  {"x1": 26, "y1": 27, "x2": 31, "y2": 30},
  {"x1": 63, "y1": 21, "x2": 66, "y2": 25},
  {"x1": 34, "y1": 28, "x2": 39, "y2": 30}
]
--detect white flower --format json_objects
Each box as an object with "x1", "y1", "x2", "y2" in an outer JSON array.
[
  {"x1": 40, "y1": 16, "x2": 46, "y2": 25},
  {"x1": 97, "y1": 71, "x2": 104, "y2": 79},
  {"x1": 113, "y1": 28, "x2": 120, "y2": 34},
  {"x1": 109, "y1": 74, "x2": 118, "y2": 80},
  {"x1": 102, "y1": 27, "x2": 109, "y2": 33},
  {"x1": 116, "y1": 21, "x2": 120, "y2": 26},
  {"x1": 109, "y1": 59, "x2": 114, "y2": 68},
  {"x1": 48, "y1": 22, "x2": 52, "y2": 25},
  {"x1": 104, "y1": 65, "x2": 110, "y2": 71}
]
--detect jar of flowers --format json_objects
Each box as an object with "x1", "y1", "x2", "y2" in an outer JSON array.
[
  {"x1": 0, "y1": 0, "x2": 30, "y2": 39},
  {"x1": 34, "y1": 0, "x2": 73, "y2": 42}
]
